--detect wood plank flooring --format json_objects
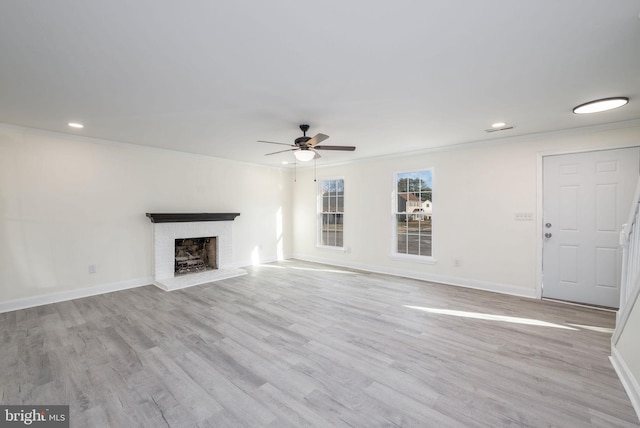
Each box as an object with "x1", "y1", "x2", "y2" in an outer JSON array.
[{"x1": 1, "y1": 260, "x2": 638, "y2": 427}]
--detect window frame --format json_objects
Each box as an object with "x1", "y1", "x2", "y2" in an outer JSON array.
[
  {"x1": 317, "y1": 177, "x2": 347, "y2": 252},
  {"x1": 391, "y1": 168, "x2": 436, "y2": 263}
]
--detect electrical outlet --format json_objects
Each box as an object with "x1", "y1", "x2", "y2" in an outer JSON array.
[{"x1": 88, "y1": 265, "x2": 97, "y2": 274}]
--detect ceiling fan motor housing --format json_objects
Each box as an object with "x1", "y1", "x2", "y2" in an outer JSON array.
[
  {"x1": 295, "y1": 124, "x2": 311, "y2": 147},
  {"x1": 295, "y1": 136, "x2": 311, "y2": 146}
]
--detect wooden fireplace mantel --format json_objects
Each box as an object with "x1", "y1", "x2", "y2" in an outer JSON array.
[{"x1": 145, "y1": 213, "x2": 240, "y2": 223}]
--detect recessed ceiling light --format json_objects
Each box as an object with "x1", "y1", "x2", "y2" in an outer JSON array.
[
  {"x1": 68, "y1": 122, "x2": 84, "y2": 129},
  {"x1": 573, "y1": 97, "x2": 629, "y2": 114},
  {"x1": 485, "y1": 124, "x2": 514, "y2": 133},
  {"x1": 281, "y1": 161, "x2": 289, "y2": 165}
]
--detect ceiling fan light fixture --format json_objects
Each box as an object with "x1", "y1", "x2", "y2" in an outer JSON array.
[
  {"x1": 573, "y1": 97, "x2": 629, "y2": 114},
  {"x1": 294, "y1": 149, "x2": 315, "y2": 162}
]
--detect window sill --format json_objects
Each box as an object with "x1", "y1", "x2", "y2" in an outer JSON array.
[
  {"x1": 390, "y1": 253, "x2": 437, "y2": 264},
  {"x1": 316, "y1": 245, "x2": 348, "y2": 253}
]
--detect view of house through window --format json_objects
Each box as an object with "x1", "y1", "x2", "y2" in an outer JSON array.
[
  {"x1": 395, "y1": 170, "x2": 432, "y2": 257},
  {"x1": 319, "y1": 179, "x2": 344, "y2": 248}
]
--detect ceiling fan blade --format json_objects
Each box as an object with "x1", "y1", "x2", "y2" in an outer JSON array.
[
  {"x1": 265, "y1": 148, "x2": 297, "y2": 156},
  {"x1": 306, "y1": 133, "x2": 329, "y2": 147},
  {"x1": 258, "y1": 140, "x2": 295, "y2": 147},
  {"x1": 313, "y1": 145, "x2": 356, "y2": 151}
]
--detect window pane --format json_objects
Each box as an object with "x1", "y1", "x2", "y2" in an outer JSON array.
[
  {"x1": 331, "y1": 214, "x2": 337, "y2": 229},
  {"x1": 322, "y1": 181, "x2": 331, "y2": 193},
  {"x1": 336, "y1": 196, "x2": 344, "y2": 212},
  {"x1": 407, "y1": 216, "x2": 420, "y2": 233},
  {"x1": 398, "y1": 193, "x2": 409, "y2": 212},
  {"x1": 419, "y1": 234, "x2": 432, "y2": 256},
  {"x1": 397, "y1": 233, "x2": 408, "y2": 254},
  {"x1": 420, "y1": 171, "x2": 433, "y2": 191},
  {"x1": 406, "y1": 233, "x2": 420, "y2": 255},
  {"x1": 321, "y1": 214, "x2": 330, "y2": 246},
  {"x1": 335, "y1": 214, "x2": 343, "y2": 247},
  {"x1": 396, "y1": 213, "x2": 409, "y2": 233},
  {"x1": 321, "y1": 229, "x2": 328, "y2": 246},
  {"x1": 336, "y1": 179, "x2": 344, "y2": 193},
  {"x1": 397, "y1": 176, "x2": 407, "y2": 193},
  {"x1": 323, "y1": 213, "x2": 341, "y2": 247},
  {"x1": 419, "y1": 216, "x2": 431, "y2": 232}
]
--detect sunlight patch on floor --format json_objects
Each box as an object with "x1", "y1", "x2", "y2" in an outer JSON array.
[
  {"x1": 566, "y1": 323, "x2": 614, "y2": 334},
  {"x1": 256, "y1": 263, "x2": 359, "y2": 275},
  {"x1": 403, "y1": 305, "x2": 579, "y2": 330}
]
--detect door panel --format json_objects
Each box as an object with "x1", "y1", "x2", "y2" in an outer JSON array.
[
  {"x1": 559, "y1": 245, "x2": 578, "y2": 284},
  {"x1": 559, "y1": 185, "x2": 578, "y2": 230},
  {"x1": 542, "y1": 147, "x2": 639, "y2": 308},
  {"x1": 595, "y1": 247, "x2": 616, "y2": 288}
]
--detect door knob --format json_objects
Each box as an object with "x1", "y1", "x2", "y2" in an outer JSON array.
[
  {"x1": 545, "y1": 232, "x2": 552, "y2": 238},
  {"x1": 545, "y1": 223, "x2": 552, "y2": 228}
]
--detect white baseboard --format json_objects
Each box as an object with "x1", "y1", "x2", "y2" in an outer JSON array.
[
  {"x1": 0, "y1": 254, "x2": 288, "y2": 314},
  {"x1": 0, "y1": 253, "x2": 535, "y2": 313},
  {"x1": 291, "y1": 254, "x2": 537, "y2": 299},
  {"x1": 610, "y1": 345, "x2": 640, "y2": 421},
  {"x1": 0, "y1": 277, "x2": 153, "y2": 314},
  {"x1": 231, "y1": 255, "x2": 289, "y2": 270}
]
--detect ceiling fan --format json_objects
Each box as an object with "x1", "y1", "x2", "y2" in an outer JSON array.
[{"x1": 259, "y1": 124, "x2": 356, "y2": 162}]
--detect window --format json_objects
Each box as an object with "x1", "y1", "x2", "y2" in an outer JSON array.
[
  {"x1": 394, "y1": 170, "x2": 433, "y2": 258},
  {"x1": 318, "y1": 179, "x2": 344, "y2": 248}
]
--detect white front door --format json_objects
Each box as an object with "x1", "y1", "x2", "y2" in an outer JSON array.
[{"x1": 542, "y1": 147, "x2": 639, "y2": 308}]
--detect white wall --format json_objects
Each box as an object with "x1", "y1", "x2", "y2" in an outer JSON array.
[
  {"x1": 292, "y1": 121, "x2": 640, "y2": 297},
  {"x1": 0, "y1": 124, "x2": 292, "y2": 306}
]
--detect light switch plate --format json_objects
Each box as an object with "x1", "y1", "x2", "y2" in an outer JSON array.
[{"x1": 514, "y1": 212, "x2": 533, "y2": 221}]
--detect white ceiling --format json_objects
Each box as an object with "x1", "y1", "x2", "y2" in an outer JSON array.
[{"x1": 1, "y1": 1, "x2": 639, "y2": 167}]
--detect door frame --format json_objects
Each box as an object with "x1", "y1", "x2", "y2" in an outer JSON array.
[{"x1": 536, "y1": 144, "x2": 640, "y2": 301}]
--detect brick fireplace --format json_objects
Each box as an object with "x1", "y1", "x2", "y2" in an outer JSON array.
[{"x1": 146, "y1": 213, "x2": 246, "y2": 291}]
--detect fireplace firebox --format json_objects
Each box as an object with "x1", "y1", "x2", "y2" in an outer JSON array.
[{"x1": 175, "y1": 237, "x2": 217, "y2": 275}]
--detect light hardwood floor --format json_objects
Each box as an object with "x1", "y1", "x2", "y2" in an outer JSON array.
[{"x1": 1, "y1": 260, "x2": 638, "y2": 427}]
